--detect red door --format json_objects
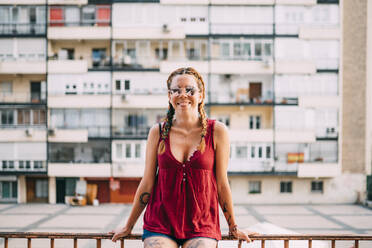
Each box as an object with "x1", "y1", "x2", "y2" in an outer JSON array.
[{"x1": 87, "y1": 180, "x2": 110, "y2": 203}]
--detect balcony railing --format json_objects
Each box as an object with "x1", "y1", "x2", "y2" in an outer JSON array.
[
  {"x1": 0, "y1": 232, "x2": 371, "y2": 248},
  {"x1": 211, "y1": 23, "x2": 273, "y2": 35},
  {"x1": 0, "y1": 160, "x2": 46, "y2": 172},
  {"x1": 0, "y1": 92, "x2": 46, "y2": 104},
  {"x1": 0, "y1": 23, "x2": 46, "y2": 35},
  {"x1": 113, "y1": 126, "x2": 151, "y2": 138}
]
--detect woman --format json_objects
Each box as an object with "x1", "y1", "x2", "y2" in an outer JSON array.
[{"x1": 110, "y1": 67, "x2": 257, "y2": 247}]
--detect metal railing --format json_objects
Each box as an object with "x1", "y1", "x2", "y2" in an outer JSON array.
[{"x1": 0, "y1": 233, "x2": 372, "y2": 248}]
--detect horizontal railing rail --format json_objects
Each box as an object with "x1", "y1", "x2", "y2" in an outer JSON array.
[{"x1": 1, "y1": 232, "x2": 372, "y2": 248}]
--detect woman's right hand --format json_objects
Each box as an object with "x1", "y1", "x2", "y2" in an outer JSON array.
[{"x1": 109, "y1": 226, "x2": 132, "y2": 242}]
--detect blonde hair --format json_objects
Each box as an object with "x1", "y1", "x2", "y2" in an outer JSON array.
[{"x1": 158, "y1": 67, "x2": 208, "y2": 154}]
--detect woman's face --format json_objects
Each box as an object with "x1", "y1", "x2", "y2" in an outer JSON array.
[{"x1": 168, "y1": 74, "x2": 203, "y2": 113}]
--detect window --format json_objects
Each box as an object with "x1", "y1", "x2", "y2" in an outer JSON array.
[
  {"x1": 249, "y1": 181, "x2": 261, "y2": 194},
  {"x1": 180, "y1": 17, "x2": 186, "y2": 22},
  {"x1": 124, "y1": 80, "x2": 130, "y2": 91},
  {"x1": 258, "y1": 147, "x2": 262, "y2": 158},
  {"x1": 217, "y1": 116, "x2": 230, "y2": 127},
  {"x1": 233, "y1": 43, "x2": 241, "y2": 57},
  {"x1": 236, "y1": 146, "x2": 247, "y2": 159},
  {"x1": 254, "y1": 42, "x2": 262, "y2": 57},
  {"x1": 0, "y1": 181, "x2": 17, "y2": 199},
  {"x1": 266, "y1": 146, "x2": 271, "y2": 159},
  {"x1": 0, "y1": 81, "x2": 12, "y2": 94},
  {"x1": 17, "y1": 109, "x2": 31, "y2": 125},
  {"x1": 115, "y1": 80, "x2": 121, "y2": 91},
  {"x1": 125, "y1": 144, "x2": 131, "y2": 158},
  {"x1": 311, "y1": 181, "x2": 323, "y2": 193},
  {"x1": 249, "y1": 115, "x2": 261, "y2": 129},
  {"x1": 82, "y1": 6, "x2": 95, "y2": 26},
  {"x1": 221, "y1": 43, "x2": 230, "y2": 58},
  {"x1": 280, "y1": 181, "x2": 292, "y2": 193},
  {"x1": 264, "y1": 43, "x2": 272, "y2": 57},
  {"x1": 116, "y1": 144, "x2": 122, "y2": 159},
  {"x1": 34, "y1": 161, "x2": 43, "y2": 169},
  {"x1": 33, "y1": 109, "x2": 46, "y2": 125},
  {"x1": 92, "y1": 48, "x2": 106, "y2": 67},
  {"x1": 251, "y1": 146, "x2": 255, "y2": 158},
  {"x1": 19, "y1": 161, "x2": 24, "y2": 169},
  {"x1": 1, "y1": 110, "x2": 14, "y2": 125},
  {"x1": 35, "y1": 179, "x2": 48, "y2": 198},
  {"x1": 135, "y1": 144, "x2": 141, "y2": 158},
  {"x1": 155, "y1": 48, "x2": 168, "y2": 60}
]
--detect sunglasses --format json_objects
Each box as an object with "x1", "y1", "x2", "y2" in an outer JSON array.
[{"x1": 169, "y1": 87, "x2": 199, "y2": 96}]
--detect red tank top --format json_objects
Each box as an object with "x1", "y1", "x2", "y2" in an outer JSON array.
[{"x1": 143, "y1": 119, "x2": 221, "y2": 240}]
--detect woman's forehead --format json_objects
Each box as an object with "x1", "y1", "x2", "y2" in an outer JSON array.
[{"x1": 170, "y1": 74, "x2": 198, "y2": 87}]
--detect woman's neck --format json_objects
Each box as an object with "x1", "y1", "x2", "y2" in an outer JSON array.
[{"x1": 173, "y1": 112, "x2": 200, "y2": 129}]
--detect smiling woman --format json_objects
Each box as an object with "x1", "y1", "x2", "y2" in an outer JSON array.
[{"x1": 109, "y1": 67, "x2": 258, "y2": 248}]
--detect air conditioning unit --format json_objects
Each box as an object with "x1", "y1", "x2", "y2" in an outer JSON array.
[
  {"x1": 162, "y1": 24, "x2": 170, "y2": 33},
  {"x1": 25, "y1": 128, "x2": 33, "y2": 137},
  {"x1": 326, "y1": 127, "x2": 337, "y2": 134},
  {"x1": 121, "y1": 94, "x2": 127, "y2": 101},
  {"x1": 48, "y1": 128, "x2": 56, "y2": 136}
]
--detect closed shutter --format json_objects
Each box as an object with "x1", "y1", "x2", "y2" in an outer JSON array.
[
  {"x1": 50, "y1": 7, "x2": 63, "y2": 26},
  {"x1": 97, "y1": 6, "x2": 110, "y2": 26}
]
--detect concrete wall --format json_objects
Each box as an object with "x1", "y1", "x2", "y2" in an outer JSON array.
[{"x1": 342, "y1": 0, "x2": 368, "y2": 174}]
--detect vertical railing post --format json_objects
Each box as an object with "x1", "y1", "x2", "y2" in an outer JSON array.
[
  {"x1": 4, "y1": 238, "x2": 8, "y2": 248},
  {"x1": 331, "y1": 240, "x2": 335, "y2": 248},
  {"x1": 74, "y1": 238, "x2": 78, "y2": 248},
  {"x1": 284, "y1": 239, "x2": 289, "y2": 248},
  {"x1": 238, "y1": 240, "x2": 242, "y2": 248},
  {"x1": 261, "y1": 239, "x2": 265, "y2": 248},
  {"x1": 50, "y1": 238, "x2": 54, "y2": 248},
  {"x1": 96, "y1": 239, "x2": 101, "y2": 248},
  {"x1": 308, "y1": 239, "x2": 312, "y2": 248},
  {"x1": 120, "y1": 239, "x2": 124, "y2": 248},
  {"x1": 355, "y1": 240, "x2": 359, "y2": 248},
  {"x1": 27, "y1": 238, "x2": 31, "y2": 248}
]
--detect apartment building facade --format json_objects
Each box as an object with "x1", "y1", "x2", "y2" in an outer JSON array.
[{"x1": 0, "y1": 0, "x2": 369, "y2": 204}]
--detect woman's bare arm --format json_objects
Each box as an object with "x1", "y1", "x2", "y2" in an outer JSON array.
[
  {"x1": 214, "y1": 121, "x2": 257, "y2": 243},
  {"x1": 110, "y1": 123, "x2": 160, "y2": 242}
]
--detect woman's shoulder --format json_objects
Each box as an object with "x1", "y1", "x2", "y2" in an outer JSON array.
[
  {"x1": 210, "y1": 119, "x2": 228, "y2": 138},
  {"x1": 148, "y1": 122, "x2": 163, "y2": 141}
]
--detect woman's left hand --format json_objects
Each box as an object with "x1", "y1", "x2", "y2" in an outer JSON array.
[{"x1": 230, "y1": 226, "x2": 260, "y2": 245}]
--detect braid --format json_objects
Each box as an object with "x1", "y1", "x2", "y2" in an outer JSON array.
[
  {"x1": 198, "y1": 101, "x2": 208, "y2": 153},
  {"x1": 158, "y1": 102, "x2": 175, "y2": 154}
]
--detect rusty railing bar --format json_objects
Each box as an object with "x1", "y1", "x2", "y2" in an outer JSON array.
[
  {"x1": 284, "y1": 239, "x2": 289, "y2": 248},
  {"x1": 331, "y1": 240, "x2": 335, "y2": 248},
  {"x1": 308, "y1": 239, "x2": 312, "y2": 248},
  {"x1": 4, "y1": 237, "x2": 8, "y2": 248},
  {"x1": 1, "y1": 232, "x2": 372, "y2": 241},
  {"x1": 120, "y1": 239, "x2": 124, "y2": 248},
  {"x1": 261, "y1": 239, "x2": 265, "y2": 248},
  {"x1": 27, "y1": 238, "x2": 31, "y2": 248},
  {"x1": 74, "y1": 238, "x2": 77, "y2": 248},
  {"x1": 50, "y1": 238, "x2": 54, "y2": 248},
  {"x1": 355, "y1": 240, "x2": 359, "y2": 248},
  {"x1": 96, "y1": 239, "x2": 101, "y2": 248}
]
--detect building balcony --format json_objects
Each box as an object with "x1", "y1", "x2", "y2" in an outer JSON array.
[
  {"x1": 275, "y1": 129, "x2": 316, "y2": 143},
  {"x1": 48, "y1": 0, "x2": 87, "y2": 4},
  {"x1": 275, "y1": 60, "x2": 316, "y2": 74},
  {"x1": 48, "y1": 126, "x2": 109, "y2": 139},
  {"x1": 47, "y1": 60, "x2": 88, "y2": 74},
  {"x1": 112, "y1": 162, "x2": 145, "y2": 178},
  {"x1": 228, "y1": 160, "x2": 298, "y2": 175},
  {"x1": 275, "y1": 96, "x2": 299, "y2": 106},
  {"x1": 112, "y1": 26, "x2": 185, "y2": 40},
  {"x1": 298, "y1": 162, "x2": 340, "y2": 178},
  {"x1": 0, "y1": 23, "x2": 46, "y2": 36},
  {"x1": 47, "y1": 128, "x2": 88, "y2": 143},
  {"x1": 299, "y1": 95, "x2": 339, "y2": 108},
  {"x1": 229, "y1": 129, "x2": 274, "y2": 143},
  {"x1": 210, "y1": 23, "x2": 273, "y2": 35},
  {"x1": 48, "y1": 94, "x2": 110, "y2": 108},
  {"x1": 299, "y1": 26, "x2": 340, "y2": 40},
  {"x1": 48, "y1": 163, "x2": 111, "y2": 177},
  {"x1": 0, "y1": 92, "x2": 46, "y2": 104},
  {"x1": 48, "y1": 26, "x2": 111, "y2": 40},
  {"x1": 0, "y1": 160, "x2": 46, "y2": 174},
  {"x1": 0, "y1": 59, "x2": 46, "y2": 74},
  {"x1": 0, "y1": 0, "x2": 46, "y2": 4},
  {"x1": 0, "y1": 128, "x2": 46, "y2": 142},
  {"x1": 112, "y1": 126, "x2": 151, "y2": 139},
  {"x1": 112, "y1": 93, "x2": 168, "y2": 109},
  {"x1": 208, "y1": 91, "x2": 274, "y2": 105},
  {"x1": 160, "y1": 59, "x2": 274, "y2": 74}
]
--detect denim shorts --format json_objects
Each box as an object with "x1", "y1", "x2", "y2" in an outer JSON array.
[{"x1": 142, "y1": 228, "x2": 217, "y2": 246}]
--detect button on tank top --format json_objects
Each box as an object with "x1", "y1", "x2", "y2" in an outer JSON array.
[{"x1": 143, "y1": 119, "x2": 221, "y2": 240}]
